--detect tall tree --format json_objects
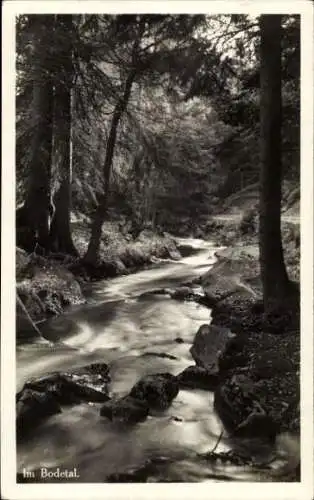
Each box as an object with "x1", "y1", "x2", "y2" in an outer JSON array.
[
  {"x1": 83, "y1": 18, "x2": 146, "y2": 264},
  {"x1": 83, "y1": 14, "x2": 207, "y2": 265},
  {"x1": 83, "y1": 70, "x2": 137, "y2": 264},
  {"x1": 49, "y1": 15, "x2": 78, "y2": 255},
  {"x1": 16, "y1": 15, "x2": 54, "y2": 252},
  {"x1": 259, "y1": 14, "x2": 289, "y2": 311}
]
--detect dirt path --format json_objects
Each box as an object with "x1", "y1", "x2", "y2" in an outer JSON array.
[{"x1": 212, "y1": 213, "x2": 299, "y2": 226}]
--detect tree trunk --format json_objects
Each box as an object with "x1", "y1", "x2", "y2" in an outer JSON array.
[
  {"x1": 259, "y1": 14, "x2": 289, "y2": 311},
  {"x1": 22, "y1": 16, "x2": 54, "y2": 252},
  {"x1": 49, "y1": 15, "x2": 77, "y2": 256},
  {"x1": 84, "y1": 69, "x2": 136, "y2": 265}
]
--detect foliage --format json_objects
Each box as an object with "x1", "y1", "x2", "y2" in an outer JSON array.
[
  {"x1": 16, "y1": 14, "x2": 300, "y2": 253},
  {"x1": 177, "y1": 14, "x2": 300, "y2": 199}
]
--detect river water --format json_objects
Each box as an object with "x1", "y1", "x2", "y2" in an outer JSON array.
[{"x1": 16, "y1": 238, "x2": 297, "y2": 482}]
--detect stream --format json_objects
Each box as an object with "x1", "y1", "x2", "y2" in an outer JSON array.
[{"x1": 16, "y1": 238, "x2": 293, "y2": 482}]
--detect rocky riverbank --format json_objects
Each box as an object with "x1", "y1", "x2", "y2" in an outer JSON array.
[
  {"x1": 196, "y1": 215, "x2": 300, "y2": 479},
  {"x1": 16, "y1": 224, "x2": 181, "y2": 340}
]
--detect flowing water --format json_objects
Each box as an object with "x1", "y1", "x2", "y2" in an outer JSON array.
[{"x1": 16, "y1": 238, "x2": 297, "y2": 482}]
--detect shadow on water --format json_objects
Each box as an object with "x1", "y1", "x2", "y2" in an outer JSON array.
[{"x1": 177, "y1": 244, "x2": 203, "y2": 258}]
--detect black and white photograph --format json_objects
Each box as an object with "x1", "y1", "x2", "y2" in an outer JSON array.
[{"x1": 1, "y1": 1, "x2": 313, "y2": 499}]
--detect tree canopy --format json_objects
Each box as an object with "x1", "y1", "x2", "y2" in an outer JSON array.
[{"x1": 16, "y1": 13, "x2": 300, "y2": 307}]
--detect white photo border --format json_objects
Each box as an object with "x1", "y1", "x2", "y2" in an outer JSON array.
[{"x1": 1, "y1": 2, "x2": 313, "y2": 499}]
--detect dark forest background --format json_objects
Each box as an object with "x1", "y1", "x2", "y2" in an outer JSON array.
[{"x1": 16, "y1": 14, "x2": 300, "y2": 312}]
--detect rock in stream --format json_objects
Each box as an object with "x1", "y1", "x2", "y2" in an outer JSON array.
[
  {"x1": 17, "y1": 363, "x2": 110, "y2": 440},
  {"x1": 177, "y1": 365, "x2": 219, "y2": 391},
  {"x1": 100, "y1": 372, "x2": 179, "y2": 424}
]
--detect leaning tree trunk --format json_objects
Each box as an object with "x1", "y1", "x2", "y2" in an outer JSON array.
[
  {"x1": 49, "y1": 15, "x2": 78, "y2": 256},
  {"x1": 16, "y1": 293, "x2": 43, "y2": 339},
  {"x1": 83, "y1": 69, "x2": 137, "y2": 265},
  {"x1": 259, "y1": 14, "x2": 289, "y2": 311},
  {"x1": 21, "y1": 16, "x2": 54, "y2": 252}
]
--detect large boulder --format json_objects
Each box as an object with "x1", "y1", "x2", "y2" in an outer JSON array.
[
  {"x1": 100, "y1": 373, "x2": 179, "y2": 424},
  {"x1": 129, "y1": 373, "x2": 179, "y2": 410},
  {"x1": 201, "y1": 246, "x2": 261, "y2": 305},
  {"x1": 214, "y1": 373, "x2": 278, "y2": 441},
  {"x1": 62, "y1": 363, "x2": 111, "y2": 402},
  {"x1": 150, "y1": 235, "x2": 181, "y2": 261},
  {"x1": 190, "y1": 324, "x2": 235, "y2": 374},
  {"x1": 23, "y1": 363, "x2": 111, "y2": 403},
  {"x1": 176, "y1": 365, "x2": 219, "y2": 391},
  {"x1": 16, "y1": 388, "x2": 62, "y2": 439},
  {"x1": 17, "y1": 363, "x2": 111, "y2": 440},
  {"x1": 100, "y1": 396, "x2": 149, "y2": 424},
  {"x1": 216, "y1": 329, "x2": 300, "y2": 435},
  {"x1": 17, "y1": 265, "x2": 85, "y2": 337}
]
